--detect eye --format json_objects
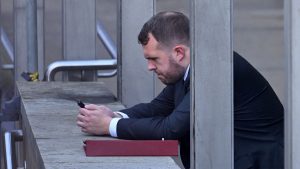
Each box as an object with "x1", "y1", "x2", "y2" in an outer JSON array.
[{"x1": 147, "y1": 57, "x2": 157, "y2": 61}]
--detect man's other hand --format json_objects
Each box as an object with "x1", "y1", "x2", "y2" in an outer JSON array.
[{"x1": 76, "y1": 104, "x2": 114, "y2": 135}]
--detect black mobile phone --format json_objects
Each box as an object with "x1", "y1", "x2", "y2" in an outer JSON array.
[{"x1": 77, "y1": 100, "x2": 85, "y2": 108}]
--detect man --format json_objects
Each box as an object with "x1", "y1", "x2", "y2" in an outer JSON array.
[{"x1": 77, "y1": 11, "x2": 283, "y2": 169}]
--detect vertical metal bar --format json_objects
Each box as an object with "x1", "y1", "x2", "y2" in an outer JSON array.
[
  {"x1": 37, "y1": 0, "x2": 44, "y2": 80},
  {"x1": 4, "y1": 132, "x2": 13, "y2": 169},
  {"x1": 285, "y1": 0, "x2": 300, "y2": 168},
  {"x1": 3, "y1": 130, "x2": 23, "y2": 169},
  {"x1": 190, "y1": 0, "x2": 233, "y2": 168},
  {"x1": 284, "y1": 0, "x2": 291, "y2": 168},
  {"x1": 117, "y1": 0, "x2": 122, "y2": 101},
  {"x1": 117, "y1": 0, "x2": 155, "y2": 107},
  {"x1": 26, "y1": 0, "x2": 38, "y2": 72},
  {"x1": 14, "y1": 0, "x2": 27, "y2": 81},
  {"x1": 63, "y1": 0, "x2": 96, "y2": 81}
]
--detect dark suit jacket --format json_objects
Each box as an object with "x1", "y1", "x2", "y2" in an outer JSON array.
[
  {"x1": 234, "y1": 52, "x2": 283, "y2": 169},
  {"x1": 117, "y1": 52, "x2": 283, "y2": 169}
]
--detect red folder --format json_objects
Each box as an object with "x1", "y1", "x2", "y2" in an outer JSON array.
[{"x1": 83, "y1": 140, "x2": 178, "y2": 156}]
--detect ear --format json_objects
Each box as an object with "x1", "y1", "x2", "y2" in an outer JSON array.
[{"x1": 173, "y1": 45, "x2": 185, "y2": 62}]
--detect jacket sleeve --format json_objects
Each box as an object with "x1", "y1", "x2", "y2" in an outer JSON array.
[
  {"x1": 120, "y1": 85, "x2": 175, "y2": 118},
  {"x1": 117, "y1": 91, "x2": 190, "y2": 140}
]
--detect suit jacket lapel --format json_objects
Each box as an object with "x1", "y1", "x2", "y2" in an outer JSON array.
[
  {"x1": 174, "y1": 71, "x2": 190, "y2": 107},
  {"x1": 184, "y1": 72, "x2": 190, "y2": 93}
]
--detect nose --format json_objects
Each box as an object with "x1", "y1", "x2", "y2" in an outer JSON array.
[{"x1": 148, "y1": 61, "x2": 156, "y2": 71}]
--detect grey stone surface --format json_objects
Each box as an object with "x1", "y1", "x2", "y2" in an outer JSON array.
[
  {"x1": 191, "y1": 0, "x2": 233, "y2": 168},
  {"x1": 284, "y1": 0, "x2": 300, "y2": 168},
  {"x1": 17, "y1": 81, "x2": 180, "y2": 169},
  {"x1": 118, "y1": 0, "x2": 155, "y2": 107}
]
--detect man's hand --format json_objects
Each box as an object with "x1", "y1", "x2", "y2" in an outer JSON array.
[{"x1": 76, "y1": 104, "x2": 115, "y2": 135}]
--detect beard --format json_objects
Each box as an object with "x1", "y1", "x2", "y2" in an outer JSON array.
[{"x1": 158, "y1": 58, "x2": 186, "y2": 85}]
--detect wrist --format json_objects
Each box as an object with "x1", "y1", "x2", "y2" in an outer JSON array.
[
  {"x1": 113, "y1": 111, "x2": 129, "y2": 118},
  {"x1": 113, "y1": 111, "x2": 123, "y2": 118},
  {"x1": 108, "y1": 117, "x2": 121, "y2": 137},
  {"x1": 104, "y1": 117, "x2": 112, "y2": 135}
]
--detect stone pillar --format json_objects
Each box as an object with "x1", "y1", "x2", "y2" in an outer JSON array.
[
  {"x1": 284, "y1": 0, "x2": 300, "y2": 168},
  {"x1": 190, "y1": 0, "x2": 234, "y2": 168},
  {"x1": 117, "y1": 0, "x2": 155, "y2": 107}
]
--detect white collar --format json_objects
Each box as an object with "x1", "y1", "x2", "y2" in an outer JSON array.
[{"x1": 184, "y1": 64, "x2": 190, "y2": 81}]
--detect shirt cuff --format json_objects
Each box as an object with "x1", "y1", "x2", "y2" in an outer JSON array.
[
  {"x1": 114, "y1": 111, "x2": 129, "y2": 118},
  {"x1": 109, "y1": 118, "x2": 121, "y2": 137}
]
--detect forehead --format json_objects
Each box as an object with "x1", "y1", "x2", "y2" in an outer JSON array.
[
  {"x1": 143, "y1": 33, "x2": 159, "y2": 51},
  {"x1": 143, "y1": 33, "x2": 169, "y2": 58}
]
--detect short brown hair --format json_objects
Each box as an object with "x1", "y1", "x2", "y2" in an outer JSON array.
[{"x1": 138, "y1": 11, "x2": 190, "y2": 48}]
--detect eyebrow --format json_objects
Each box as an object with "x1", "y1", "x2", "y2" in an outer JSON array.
[{"x1": 145, "y1": 55, "x2": 157, "y2": 60}]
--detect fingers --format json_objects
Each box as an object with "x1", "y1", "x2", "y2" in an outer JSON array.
[
  {"x1": 77, "y1": 114, "x2": 85, "y2": 122},
  {"x1": 81, "y1": 128, "x2": 87, "y2": 133},
  {"x1": 77, "y1": 114, "x2": 88, "y2": 132},
  {"x1": 84, "y1": 104, "x2": 99, "y2": 110},
  {"x1": 77, "y1": 104, "x2": 111, "y2": 135},
  {"x1": 79, "y1": 107, "x2": 92, "y2": 116},
  {"x1": 76, "y1": 120, "x2": 86, "y2": 127},
  {"x1": 77, "y1": 113, "x2": 86, "y2": 124},
  {"x1": 85, "y1": 104, "x2": 112, "y2": 113},
  {"x1": 78, "y1": 122, "x2": 88, "y2": 133},
  {"x1": 79, "y1": 108, "x2": 86, "y2": 115}
]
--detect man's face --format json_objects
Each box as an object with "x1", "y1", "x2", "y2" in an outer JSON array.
[{"x1": 143, "y1": 33, "x2": 185, "y2": 85}]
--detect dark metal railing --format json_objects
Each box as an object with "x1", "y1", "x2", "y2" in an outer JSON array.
[
  {"x1": 45, "y1": 19, "x2": 118, "y2": 81},
  {"x1": 0, "y1": 27, "x2": 14, "y2": 70},
  {"x1": 45, "y1": 59, "x2": 117, "y2": 81},
  {"x1": 3, "y1": 130, "x2": 23, "y2": 169}
]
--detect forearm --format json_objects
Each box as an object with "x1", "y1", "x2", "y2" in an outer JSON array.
[
  {"x1": 121, "y1": 86, "x2": 175, "y2": 118},
  {"x1": 116, "y1": 92, "x2": 190, "y2": 140},
  {"x1": 116, "y1": 116, "x2": 189, "y2": 140},
  {"x1": 108, "y1": 111, "x2": 129, "y2": 137}
]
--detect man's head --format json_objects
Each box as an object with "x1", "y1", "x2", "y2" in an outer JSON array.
[{"x1": 138, "y1": 11, "x2": 190, "y2": 85}]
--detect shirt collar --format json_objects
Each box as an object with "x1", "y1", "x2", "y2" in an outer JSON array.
[{"x1": 184, "y1": 64, "x2": 190, "y2": 81}]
